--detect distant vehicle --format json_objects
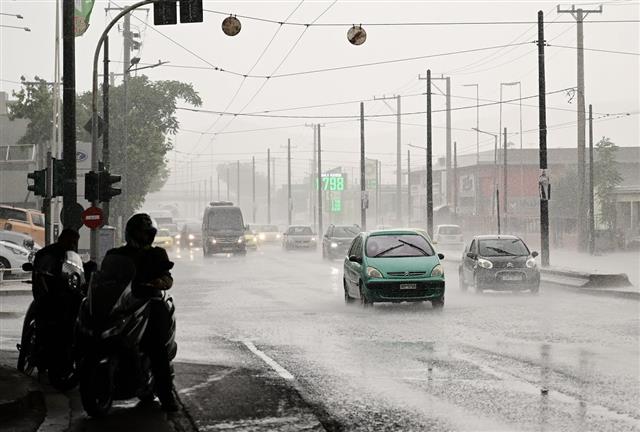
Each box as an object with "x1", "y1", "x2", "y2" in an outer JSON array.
[
  {"x1": 0, "y1": 205, "x2": 45, "y2": 246},
  {"x1": 0, "y1": 240, "x2": 32, "y2": 275},
  {"x1": 146, "y1": 210, "x2": 173, "y2": 226},
  {"x1": 176, "y1": 221, "x2": 202, "y2": 249},
  {"x1": 433, "y1": 224, "x2": 463, "y2": 248},
  {"x1": 458, "y1": 235, "x2": 540, "y2": 294},
  {"x1": 244, "y1": 227, "x2": 258, "y2": 251},
  {"x1": 282, "y1": 225, "x2": 317, "y2": 250},
  {"x1": 322, "y1": 224, "x2": 361, "y2": 260},
  {"x1": 152, "y1": 228, "x2": 174, "y2": 250},
  {"x1": 202, "y1": 202, "x2": 246, "y2": 256},
  {"x1": 343, "y1": 229, "x2": 445, "y2": 308},
  {"x1": 160, "y1": 222, "x2": 179, "y2": 238},
  {"x1": 252, "y1": 224, "x2": 281, "y2": 244}
]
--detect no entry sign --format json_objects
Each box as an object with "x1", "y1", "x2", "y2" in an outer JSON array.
[{"x1": 81, "y1": 206, "x2": 104, "y2": 230}]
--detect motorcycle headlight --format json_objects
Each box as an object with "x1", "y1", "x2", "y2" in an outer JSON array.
[
  {"x1": 430, "y1": 264, "x2": 444, "y2": 277},
  {"x1": 330, "y1": 242, "x2": 338, "y2": 248},
  {"x1": 478, "y1": 258, "x2": 493, "y2": 269},
  {"x1": 366, "y1": 266, "x2": 383, "y2": 278},
  {"x1": 188, "y1": 234, "x2": 195, "y2": 240},
  {"x1": 526, "y1": 257, "x2": 537, "y2": 268}
]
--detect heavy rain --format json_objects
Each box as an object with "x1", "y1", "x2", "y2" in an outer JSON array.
[{"x1": 0, "y1": 1, "x2": 639, "y2": 431}]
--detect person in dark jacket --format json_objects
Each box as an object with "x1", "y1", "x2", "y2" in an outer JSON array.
[{"x1": 106, "y1": 213, "x2": 178, "y2": 412}]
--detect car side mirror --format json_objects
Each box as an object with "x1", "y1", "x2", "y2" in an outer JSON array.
[
  {"x1": 438, "y1": 253, "x2": 445, "y2": 260},
  {"x1": 466, "y1": 252, "x2": 476, "y2": 260},
  {"x1": 531, "y1": 251, "x2": 539, "y2": 258},
  {"x1": 22, "y1": 262, "x2": 34, "y2": 272},
  {"x1": 348, "y1": 255, "x2": 361, "y2": 264}
]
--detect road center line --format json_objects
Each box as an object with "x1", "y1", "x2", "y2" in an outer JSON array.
[{"x1": 242, "y1": 340, "x2": 294, "y2": 381}]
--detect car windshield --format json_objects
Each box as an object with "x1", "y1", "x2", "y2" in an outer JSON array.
[
  {"x1": 0, "y1": 207, "x2": 27, "y2": 222},
  {"x1": 260, "y1": 225, "x2": 278, "y2": 232},
  {"x1": 478, "y1": 239, "x2": 529, "y2": 256},
  {"x1": 439, "y1": 226, "x2": 461, "y2": 235},
  {"x1": 288, "y1": 226, "x2": 312, "y2": 235},
  {"x1": 332, "y1": 226, "x2": 360, "y2": 237},
  {"x1": 207, "y1": 208, "x2": 244, "y2": 230},
  {"x1": 366, "y1": 234, "x2": 435, "y2": 258}
]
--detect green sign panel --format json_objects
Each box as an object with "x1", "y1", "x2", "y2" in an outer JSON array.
[
  {"x1": 316, "y1": 174, "x2": 345, "y2": 191},
  {"x1": 331, "y1": 199, "x2": 342, "y2": 212}
]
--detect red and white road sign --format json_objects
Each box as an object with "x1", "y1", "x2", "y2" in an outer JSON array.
[{"x1": 81, "y1": 206, "x2": 104, "y2": 230}]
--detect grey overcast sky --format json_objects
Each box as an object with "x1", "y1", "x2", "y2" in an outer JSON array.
[{"x1": 1, "y1": 1, "x2": 639, "y2": 186}]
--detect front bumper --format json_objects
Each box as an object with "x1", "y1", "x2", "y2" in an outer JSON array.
[
  {"x1": 477, "y1": 268, "x2": 540, "y2": 290},
  {"x1": 364, "y1": 279, "x2": 445, "y2": 302},
  {"x1": 286, "y1": 241, "x2": 317, "y2": 249},
  {"x1": 208, "y1": 242, "x2": 246, "y2": 253}
]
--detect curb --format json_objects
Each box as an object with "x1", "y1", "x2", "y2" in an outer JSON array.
[{"x1": 0, "y1": 288, "x2": 32, "y2": 296}]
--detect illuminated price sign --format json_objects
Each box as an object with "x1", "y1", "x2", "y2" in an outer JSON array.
[{"x1": 316, "y1": 174, "x2": 345, "y2": 191}]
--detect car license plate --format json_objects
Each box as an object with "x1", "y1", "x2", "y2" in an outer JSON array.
[
  {"x1": 399, "y1": 283, "x2": 417, "y2": 290},
  {"x1": 501, "y1": 273, "x2": 522, "y2": 281}
]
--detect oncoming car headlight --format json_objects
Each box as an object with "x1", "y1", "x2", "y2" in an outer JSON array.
[
  {"x1": 188, "y1": 234, "x2": 195, "y2": 240},
  {"x1": 175, "y1": 234, "x2": 181, "y2": 240},
  {"x1": 237, "y1": 236, "x2": 244, "y2": 243},
  {"x1": 330, "y1": 242, "x2": 338, "y2": 248},
  {"x1": 430, "y1": 264, "x2": 444, "y2": 277},
  {"x1": 259, "y1": 233, "x2": 266, "y2": 240},
  {"x1": 477, "y1": 258, "x2": 493, "y2": 269},
  {"x1": 366, "y1": 267, "x2": 383, "y2": 278},
  {"x1": 526, "y1": 257, "x2": 537, "y2": 268}
]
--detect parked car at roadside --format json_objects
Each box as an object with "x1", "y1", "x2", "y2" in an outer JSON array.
[
  {"x1": 282, "y1": 225, "x2": 317, "y2": 250},
  {"x1": 0, "y1": 240, "x2": 32, "y2": 276},
  {"x1": 458, "y1": 235, "x2": 540, "y2": 294},
  {"x1": 322, "y1": 224, "x2": 361, "y2": 260},
  {"x1": 0, "y1": 205, "x2": 45, "y2": 246},
  {"x1": 343, "y1": 229, "x2": 445, "y2": 308}
]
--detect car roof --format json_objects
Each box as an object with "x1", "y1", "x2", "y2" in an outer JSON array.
[
  {"x1": 436, "y1": 224, "x2": 461, "y2": 228},
  {"x1": 288, "y1": 225, "x2": 312, "y2": 229},
  {"x1": 473, "y1": 234, "x2": 522, "y2": 240},
  {"x1": 368, "y1": 229, "x2": 425, "y2": 236}
]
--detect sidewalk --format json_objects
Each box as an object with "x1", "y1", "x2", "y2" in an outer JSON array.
[
  {"x1": 0, "y1": 352, "x2": 46, "y2": 431},
  {"x1": 548, "y1": 248, "x2": 639, "y2": 288}
]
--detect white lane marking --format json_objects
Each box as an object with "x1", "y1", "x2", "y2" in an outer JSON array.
[
  {"x1": 242, "y1": 340, "x2": 294, "y2": 381},
  {"x1": 178, "y1": 369, "x2": 234, "y2": 395}
]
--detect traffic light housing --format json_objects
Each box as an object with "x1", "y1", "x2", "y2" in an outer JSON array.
[
  {"x1": 27, "y1": 169, "x2": 47, "y2": 197},
  {"x1": 154, "y1": 0, "x2": 177, "y2": 25},
  {"x1": 179, "y1": 0, "x2": 203, "y2": 23},
  {"x1": 98, "y1": 171, "x2": 122, "y2": 202},
  {"x1": 84, "y1": 171, "x2": 99, "y2": 202},
  {"x1": 52, "y1": 158, "x2": 65, "y2": 197}
]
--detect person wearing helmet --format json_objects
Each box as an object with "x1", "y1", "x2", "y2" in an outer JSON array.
[{"x1": 105, "y1": 213, "x2": 178, "y2": 412}]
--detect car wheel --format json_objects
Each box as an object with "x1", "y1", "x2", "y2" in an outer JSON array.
[
  {"x1": 459, "y1": 270, "x2": 467, "y2": 292},
  {"x1": 359, "y1": 283, "x2": 372, "y2": 308},
  {"x1": 431, "y1": 297, "x2": 445, "y2": 310},
  {"x1": 344, "y1": 280, "x2": 355, "y2": 304},
  {"x1": 0, "y1": 256, "x2": 11, "y2": 276}
]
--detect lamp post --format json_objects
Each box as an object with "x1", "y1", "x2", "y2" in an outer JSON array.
[
  {"x1": 500, "y1": 81, "x2": 523, "y2": 215},
  {"x1": 472, "y1": 128, "x2": 500, "y2": 234},
  {"x1": 462, "y1": 83, "x2": 480, "y2": 216}
]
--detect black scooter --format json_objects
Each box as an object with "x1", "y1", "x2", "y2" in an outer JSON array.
[
  {"x1": 17, "y1": 251, "x2": 87, "y2": 391},
  {"x1": 75, "y1": 254, "x2": 176, "y2": 417}
]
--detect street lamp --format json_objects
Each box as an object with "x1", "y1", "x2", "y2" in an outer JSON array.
[
  {"x1": 0, "y1": 12, "x2": 24, "y2": 19},
  {"x1": 500, "y1": 81, "x2": 523, "y2": 216},
  {"x1": 463, "y1": 83, "x2": 480, "y2": 216},
  {"x1": 0, "y1": 24, "x2": 30, "y2": 31},
  {"x1": 472, "y1": 128, "x2": 501, "y2": 234}
]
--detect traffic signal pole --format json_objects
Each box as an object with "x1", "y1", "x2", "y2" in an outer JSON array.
[
  {"x1": 360, "y1": 102, "x2": 366, "y2": 231},
  {"x1": 62, "y1": 0, "x2": 77, "y2": 231},
  {"x1": 103, "y1": 36, "x2": 111, "y2": 225}
]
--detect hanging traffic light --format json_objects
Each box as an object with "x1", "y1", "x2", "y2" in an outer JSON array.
[
  {"x1": 98, "y1": 171, "x2": 122, "y2": 202},
  {"x1": 153, "y1": 0, "x2": 177, "y2": 26},
  {"x1": 179, "y1": 0, "x2": 203, "y2": 23},
  {"x1": 27, "y1": 169, "x2": 47, "y2": 197},
  {"x1": 84, "y1": 171, "x2": 100, "y2": 202},
  {"x1": 52, "y1": 158, "x2": 65, "y2": 197}
]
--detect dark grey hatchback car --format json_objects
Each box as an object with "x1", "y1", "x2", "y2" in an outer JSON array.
[{"x1": 458, "y1": 235, "x2": 540, "y2": 293}]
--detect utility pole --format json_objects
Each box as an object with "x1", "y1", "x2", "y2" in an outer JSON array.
[
  {"x1": 103, "y1": 36, "x2": 111, "y2": 224},
  {"x1": 426, "y1": 70, "x2": 434, "y2": 238},
  {"x1": 217, "y1": 173, "x2": 220, "y2": 200},
  {"x1": 122, "y1": 12, "x2": 131, "y2": 217},
  {"x1": 226, "y1": 164, "x2": 230, "y2": 200},
  {"x1": 62, "y1": 0, "x2": 77, "y2": 229},
  {"x1": 287, "y1": 139, "x2": 292, "y2": 226},
  {"x1": 252, "y1": 156, "x2": 256, "y2": 222},
  {"x1": 236, "y1": 160, "x2": 240, "y2": 207},
  {"x1": 376, "y1": 160, "x2": 381, "y2": 226},
  {"x1": 407, "y1": 149, "x2": 411, "y2": 226},
  {"x1": 267, "y1": 149, "x2": 271, "y2": 224},
  {"x1": 558, "y1": 4, "x2": 602, "y2": 252},
  {"x1": 496, "y1": 189, "x2": 501, "y2": 235},
  {"x1": 317, "y1": 125, "x2": 323, "y2": 237},
  {"x1": 588, "y1": 104, "x2": 595, "y2": 255},
  {"x1": 372, "y1": 94, "x2": 401, "y2": 224},
  {"x1": 360, "y1": 102, "x2": 366, "y2": 231},
  {"x1": 209, "y1": 176, "x2": 213, "y2": 203},
  {"x1": 463, "y1": 83, "x2": 480, "y2": 215},
  {"x1": 503, "y1": 127, "x2": 508, "y2": 232},
  {"x1": 454, "y1": 141, "x2": 458, "y2": 217},
  {"x1": 538, "y1": 10, "x2": 550, "y2": 267}
]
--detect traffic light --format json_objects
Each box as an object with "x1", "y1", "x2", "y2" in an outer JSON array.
[
  {"x1": 52, "y1": 158, "x2": 65, "y2": 197},
  {"x1": 84, "y1": 171, "x2": 99, "y2": 202},
  {"x1": 179, "y1": 0, "x2": 203, "y2": 23},
  {"x1": 154, "y1": 0, "x2": 177, "y2": 25},
  {"x1": 27, "y1": 169, "x2": 47, "y2": 197},
  {"x1": 98, "y1": 171, "x2": 122, "y2": 203}
]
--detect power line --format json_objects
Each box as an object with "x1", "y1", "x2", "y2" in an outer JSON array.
[{"x1": 547, "y1": 43, "x2": 640, "y2": 56}]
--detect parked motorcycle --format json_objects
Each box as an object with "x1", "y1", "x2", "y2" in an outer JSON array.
[
  {"x1": 75, "y1": 254, "x2": 176, "y2": 417},
  {"x1": 17, "y1": 251, "x2": 86, "y2": 391}
]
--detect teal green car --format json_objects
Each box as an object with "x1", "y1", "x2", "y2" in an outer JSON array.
[{"x1": 343, "y1": 230, "x2": 445, "y2": 309}]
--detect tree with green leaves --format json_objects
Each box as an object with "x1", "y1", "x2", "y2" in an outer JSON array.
[
  {"x1": 594, "y1": 137, "x2": 622, "y2": 230},
  {"x1": 9, "y1": 75, "x2": 202, "y2": 220}
]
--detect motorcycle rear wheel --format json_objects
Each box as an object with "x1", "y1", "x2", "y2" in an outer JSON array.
[
  {"x1": 17, "y1": 303, "x2": 37, "y2": 375},
  {"x1": 80, "y1": 358, "x2": 115, "y2": 417}
]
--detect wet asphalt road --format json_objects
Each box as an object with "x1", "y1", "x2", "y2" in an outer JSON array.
[
  {"x1": 170, "y1": 245, "x2": 640, "y2": 431},
  {"x1": 1, "y1": 245, "x2": 639, "y2": 431}
]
